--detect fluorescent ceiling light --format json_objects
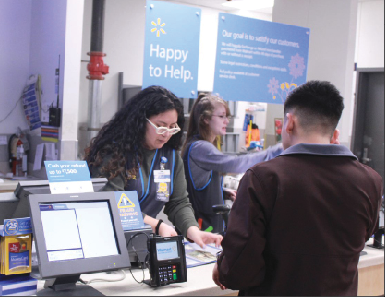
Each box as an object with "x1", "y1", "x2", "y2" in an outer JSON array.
[{"x1": 222, "y1": 0, "x2": 274, "y2": 11}]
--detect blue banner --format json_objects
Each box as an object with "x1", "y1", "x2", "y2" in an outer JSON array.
[
  {"x1": 213, "y1": 14, "x2": 310, "y2": 104},
  {"x1": 142, "y1": 0, "x2": 201, "y2": 98},
  {"x1": 114, "y1": 191, "x2": 144, "y2": 230},
  {"x1": 44, "y1": 161, "x2": 91, "y2": 182}
]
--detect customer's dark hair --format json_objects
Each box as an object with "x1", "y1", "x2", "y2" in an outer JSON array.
[
  {"x1": 284, "y1": 80, "x2": 344, "y2": 135},
  {"x1": 85, "y1": 85, "x2": 184, "y2": 180}
]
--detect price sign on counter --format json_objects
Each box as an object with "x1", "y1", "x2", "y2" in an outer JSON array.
[
  {"x1": 44, "y1": 161, "x2": 93, "y2": 194},
  {"x1": 114, "y1": 191, "x2": 144, "y2": 231}
]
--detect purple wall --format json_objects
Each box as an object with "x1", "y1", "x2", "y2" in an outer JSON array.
[
  {"x1": 30, "y1": 0, "x2": 66, "y2": 122},
  {"x1": 0, "y1": 0, "x2": 32, "y2": 133}
]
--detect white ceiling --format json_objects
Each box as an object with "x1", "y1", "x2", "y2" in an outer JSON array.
[
  {"x1": 169, "y1": 0, "x2": 273, "y2": 14},
  {"x1": 165, "y1": 0, "x2": 372, "y2": 15}
]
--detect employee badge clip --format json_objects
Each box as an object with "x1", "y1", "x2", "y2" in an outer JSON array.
[
  {"x1": 160, "y1": 156, "x2": 167, "y2": 170},
  {"x1": 154, "y1": 157, "x2": 170, "y2": 202}
]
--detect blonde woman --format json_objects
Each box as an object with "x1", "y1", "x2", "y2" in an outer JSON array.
[{"x1": 182, "y1": 95, "x2": 283, "y2": 234}]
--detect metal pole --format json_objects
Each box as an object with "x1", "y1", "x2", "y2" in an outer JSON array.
[
  {"x1": 88, "y1": 80, "x2": 103, "y2": 141},
  {"x1": 87, "y1": 0, "x2": 108, "y2": 143}
]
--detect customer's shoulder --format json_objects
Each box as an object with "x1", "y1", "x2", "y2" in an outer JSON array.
[
  {"x1": 248, "y1": 155, "x2": 285, "y2": 173},
  {"x1": 355, "y1": 160, "x2": 383, "y2": 181}
]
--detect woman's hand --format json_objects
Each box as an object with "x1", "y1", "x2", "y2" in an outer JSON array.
[
  {"x1": 187, "y1": 226, "x2": 223, "y2": 249},
  {"x1": 143, "y1": 215, "x2": 177, "y2": 237},
  {"x1": 158, "y1": 222, "x2": 178, "y2": 237},
  {"x1": 224, "y1": 189, "x2": 237, "y2": 202}
]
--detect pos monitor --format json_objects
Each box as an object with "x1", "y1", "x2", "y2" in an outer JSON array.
[
  {"x1": 29, "y1": 191, "x2": 130, "y2": 295},
  {"x1": 10, "y1": 178, "x2": 108, "y2": 220}
]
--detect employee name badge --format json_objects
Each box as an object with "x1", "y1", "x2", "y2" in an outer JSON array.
[{"x1": 154, "y1": 170, "x2": 171, "y2": 202}]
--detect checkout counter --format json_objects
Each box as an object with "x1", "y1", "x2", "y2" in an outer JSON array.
[
  {"x1": 1, "y1": 179, "x2": 385, "y2": 296},
  {"x1": 357, "y1": 239, "x2": 385, "y2": 296},
  {"x1": 0, "y1": 178, "x2": 23, "y2": 193},
  {"x1": 36, "y1": 263, "x2": 237, "y2": 296},
  {"x1": 35, "y1": 240, "x2": 384, "y2": 296}
]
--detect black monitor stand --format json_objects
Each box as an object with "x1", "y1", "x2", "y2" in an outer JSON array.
[
  {"x1": 367, "y1": 228, "x2": 384, "y2": 249},
  {"x1": 36, "y1": 275, "x2": 104, "y2": 296}
]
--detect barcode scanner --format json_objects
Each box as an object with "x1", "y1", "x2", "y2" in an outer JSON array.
[{"x1": 212, "y1": 204, "x2": 231, "y2": 230}]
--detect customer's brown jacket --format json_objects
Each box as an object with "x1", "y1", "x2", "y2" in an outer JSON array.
[{"x1": 217, "y1": 143, "x2": 382, "y2": 296}]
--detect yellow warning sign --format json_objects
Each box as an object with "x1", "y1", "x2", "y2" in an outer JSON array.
[{"x1": 117, "y1": 193, "x2": 135, "y2": 208}]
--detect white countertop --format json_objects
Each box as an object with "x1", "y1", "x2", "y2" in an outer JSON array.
[
  {"x1": 35, "y1": 242, "x2": 384, "y2": 296},
  {"x1": 0, "y1": 178, "x2": 19, "y2": 192},
  {"x1": 0, "y1": 177, "x2": 41, "y2": 192},
  {"x1": 37, "y1": 263, "x2": 237, "y2": 296},
  {"x1": 358, "y1": 238, "x2": 385, "y2": 269}
]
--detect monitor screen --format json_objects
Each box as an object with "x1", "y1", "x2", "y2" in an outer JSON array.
[
  {"x1": 156, "y1": 241, "x2": 179, "y2": 261},
  {"x1": 40, "y1": 201, "x2": 119, "y2": 262},
  {"x1": 29, "y1": 191, "x2": 130, "y2": 280},
  {"x1": 9, "y1": 178, "x2": 108, "y2": 220}
]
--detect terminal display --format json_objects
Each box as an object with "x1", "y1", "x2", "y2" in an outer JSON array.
[
  {"x1": 39, "y1": 202, "x2": 119, "y2": 262},
  {"x1": 156, "y1": 241, "x2": 179, "y2": 261}
]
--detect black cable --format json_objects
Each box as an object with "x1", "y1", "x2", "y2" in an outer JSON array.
[
  {"x1": 129, "y1": 254, "x2": 145, "y2": 284},
  {"x1": 0, "y1": 97, "x2": 22, "y2": 124},
  {"x1": 127, "y1": 232, "x2": 150, "y2": 284},
  {"x1": 126, "y1": 231, "x2": 149, "y2": 247}
]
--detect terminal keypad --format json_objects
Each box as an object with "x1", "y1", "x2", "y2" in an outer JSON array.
[{"x1": 158, "y1": 264, "x2": 178, "y2": 283}]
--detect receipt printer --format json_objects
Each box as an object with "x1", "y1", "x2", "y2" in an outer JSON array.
[{"x1": 147, "y1": 235, "x2": 187, "y2": 287}]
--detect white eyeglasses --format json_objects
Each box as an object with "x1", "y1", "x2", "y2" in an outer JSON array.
[{"x1": 146, "y1": 118, "x2": 181, "y2": 135}]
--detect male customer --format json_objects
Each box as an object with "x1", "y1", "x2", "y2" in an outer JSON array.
[{"x1": 212, "y1": 81, "x2": 382, "y2": 296}]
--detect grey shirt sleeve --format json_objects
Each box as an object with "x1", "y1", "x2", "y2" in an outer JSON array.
[
  {"x1": 163, "y1": 153, "x2": 198, "y2": 237},
  {"x1": 189, "y1": 141, "x2": 283, "y2": 174}
]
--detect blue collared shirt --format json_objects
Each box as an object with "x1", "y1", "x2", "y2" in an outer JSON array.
[{"x1": 280, "y1": 143, "x2": 358, "y2": 159}]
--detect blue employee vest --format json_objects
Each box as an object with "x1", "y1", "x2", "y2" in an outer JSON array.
[
  {"x1": 183, "y1": 138, "x2": 224, "y2": 233},
  {"x1": 125, "y1": 148, "x2": 175, "y2": 218}
]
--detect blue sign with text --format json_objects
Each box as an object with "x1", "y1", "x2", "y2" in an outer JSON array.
[
  {"x1": 213, "y1": 14, "x2": 310, "y2": 104},
  {"x1": 44, "y1": 161, "x2": 91, "y2": 182},
  {"x1": 1, "y1": 218, "x2": 32, "y2": 236},
  {"x1": 114, "y1": 191, "x2": 144, "y2": 231},
  {"x1": 142, "y1": 0, "x2": 201, "y2": 98}
]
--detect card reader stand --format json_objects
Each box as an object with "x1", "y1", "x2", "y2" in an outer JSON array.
[
  {"x1": 145, "y1": 235, "x2": 187, "y2": 287},
  {"x1": 124, "y1": 226, "x2": 153, "y2": 268}
]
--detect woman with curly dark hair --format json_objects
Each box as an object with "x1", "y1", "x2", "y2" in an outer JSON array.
[{"x1": 85, "y1": 85, "x2": 222, "y2": 248}]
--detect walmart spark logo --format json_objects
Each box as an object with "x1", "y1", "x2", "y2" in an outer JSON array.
[{"x1": 151, "y1": 18, "x2": 166, "y2": 37}]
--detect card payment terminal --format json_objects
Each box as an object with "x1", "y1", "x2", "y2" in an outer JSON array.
[{"x1": 147, "y1": 235, "x2": 187, "y2": 287}]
